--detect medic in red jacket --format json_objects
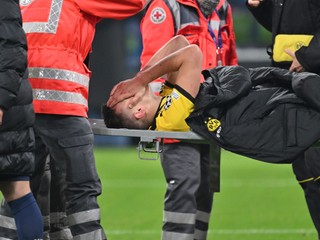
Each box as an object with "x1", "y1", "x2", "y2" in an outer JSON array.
[
  {"x1": 141, "y1": 0, "x2": 238, "y2": 79},
  {"x1": 21, "y1": 0, "x2": 148, "y2": 118}
]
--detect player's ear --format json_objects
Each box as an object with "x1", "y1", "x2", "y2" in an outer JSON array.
[{"x1": 134, "y1": 107, "x2": 146, "y2": 119}]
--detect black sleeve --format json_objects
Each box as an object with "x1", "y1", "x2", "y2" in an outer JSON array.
[
  {"x1": 202, "y1": 66, "x2": 252, "y2": 104},
  {"x1": 296, "y1": 33, "x2": 320, "y2": 74},
  {"x1": 295, "y1": 1, "x2": 320, "y2": 74},
  {"x1": 246, "y1": 0, "x2": 273, "y2": 32},
  {"x1": 309, "y1": 0, "x2": 320, "y2": 31},
  {"x1": 248, "y1": 67, "x2": 294, "y2": 88},
  {"x1": 0, "y1": 0, "x2": 28, "y2": 110}
]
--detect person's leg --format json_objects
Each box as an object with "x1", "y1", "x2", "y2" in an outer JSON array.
[
  {"x1": 292, "y1": 150, "x2": 320, "y2": 239},
  {"x1": 303, "y1": 147, "x2": 320, "y2": 239},
  {"x1": 30, "y1": 135, "x2": 52, "y2": 238},
  {"x1": 48, "y1": 154, "x2": 72, "y2": 240},
  {"x1": 0, "y1": 134, "x2": 51, "y2": 240},
  {"x1": 160, "y1": 142, "x2": 201, "y2": 240},
  {"x1": 33, "y1": 117, "x2": 72, "y2": 239},
  {"x1": 194, "y1": 144, "x2": 215, "y2": 240},
  {"x1": 0, "y1": 181, "x2": 43, "y2": 240},
  {"x1": 36, "y1": 115, "x2": 106, "y2": 240},
  {"x1": 0, "y1": 127, "x2": 45, "y2": 240}
]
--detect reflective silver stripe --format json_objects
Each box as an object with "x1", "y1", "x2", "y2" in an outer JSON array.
[
  {"x1": 166, "y1": 0, "x2": 181, "y2": 31},
  {"x1": 29, "y1": 67, "x2": 89, "y2": 88},
  {"x1": 219, "y1": 0, "x2": 228, "y2": 26},
  {"x1": 23, "y1": 0, "x2": 63, "y2": 34},
  {"x1": 49, "y1": 229, "x2": 73, "y2": 240},
  {"x1": 50, "y1": 211, "x2": 67, "y2": 224},
  {"x1": 162, "y1": 231, "x2": 193, "y2": 240},
  {"x1": 196, "y1": 210, "x2": 211, "y2": 223},
  {"x1": 194, "y1": 229, "x2": 208, "y2": 240},
  {"x1": 0, "y1": 215, "x2": 16, "y2": 230},
  {"x1": 209, "y1": 19, "x2": 220, "y2": 32},
  {"x1": 33, "y1": 89, "x2": 87, "y2": 107},
  {"x1": 163, "y1": 211, "x2": 195, "y2": 224},
  {"x1": 73, "y1": 229, "x2": 104, "y2": 240},
  {"x1": 0, "y1": 237, "x2": 13, "y2": 240},
  {"x1": 43, "y1": 232, "x2": 50, "y2": 240},
  {"x1": 67, "y1": 208, "x2": 100, "y2": 226},
  {"x1": 43, "y1": 214, "x2": 50, "y2": 228},
  {"x1": 222, "y1": 0, "x2": 228, "y2": 24}
]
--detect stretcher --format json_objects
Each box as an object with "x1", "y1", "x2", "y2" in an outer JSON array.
[
  {"x1": 90, "y1": 118, "x2": 208, "y2": 160},
  {"x1": 89, "y1": 118, "x2": 220, "y2": 191}
]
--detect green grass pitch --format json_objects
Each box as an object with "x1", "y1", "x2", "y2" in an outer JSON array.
[{"x1": 95, "y1": 147, "x2": 318, "y2": 240}]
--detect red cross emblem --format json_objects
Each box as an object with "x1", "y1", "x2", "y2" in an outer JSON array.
[{"x1": 150, "y1": 7, "x2": 166, "y2": 24}]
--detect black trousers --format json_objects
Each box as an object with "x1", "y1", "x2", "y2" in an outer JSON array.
[
  {"x1": 0, "y1": 115, "x2": 106, "y2": 240},
  {"x1": 292, "y1": 147, "x2": 320, "y2": 239},
  {"x1": 160, "y1": 142, "x2": 215, "y2": 240}
]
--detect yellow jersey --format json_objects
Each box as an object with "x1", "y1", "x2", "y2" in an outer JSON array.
[{"x1": 149, "y1": 82, "x2": 195, "y2": 132}]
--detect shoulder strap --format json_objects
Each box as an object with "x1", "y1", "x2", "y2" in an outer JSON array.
[
  {"x1": 215, "y1": 0, "x2": 228, "y2": 23},
  {"x1": 163, "y1": 0, "x2": 180, "y2": 35},
  {"x1": 141, "y1": 0, "x2": 154, "y2": 16}
]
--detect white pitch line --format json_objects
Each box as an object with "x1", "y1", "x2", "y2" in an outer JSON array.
[{"x1": 106, "y1": 229, "x2": 316, "y2": 235}]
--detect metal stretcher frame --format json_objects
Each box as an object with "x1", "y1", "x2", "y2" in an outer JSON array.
[
  {"x1": 90, "y1": 118, "x2": 209, "y2": 159},
  {"x1": 90, "y1": 118, "x2": 221, "y2": 191},
  {"x1": 90, "y1": 118, "x2": 206, "y2": 142}
]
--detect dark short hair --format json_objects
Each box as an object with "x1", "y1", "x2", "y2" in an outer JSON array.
[
  {"x1": 102, "y1": 104, "x2": 149, "y2": 129},
  {"x1": 102, "y1": 104, "x2": 124, "y2": 128}
]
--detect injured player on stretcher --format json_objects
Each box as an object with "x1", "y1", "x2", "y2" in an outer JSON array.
[{"x1": 104, "y1": 35, "x2": 320, "y2": 165}]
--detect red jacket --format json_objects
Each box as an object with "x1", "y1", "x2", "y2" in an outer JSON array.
[
  {"x1": 21, "y1": 0, "x2": 147, "y2": 117},
  {"x1": 140, "y1": 0, "x2": 238, "y2": 74},
  {"x1": 140, "y1": 0, "x2": 238, "y2": 143}
]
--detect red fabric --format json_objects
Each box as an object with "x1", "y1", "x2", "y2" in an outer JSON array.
[
  {"x1": 21, "y1": 0, "x2": 146, "y2": 117},
  {"x1": 140, "y1": 0, "x2": 238, "y2": 71},
  {"x1": 75, "y1": 0, "x2": 147, "y2": 19},
  {"x1": 140, "y1": 0, "x2": 238, "y2": 143}
]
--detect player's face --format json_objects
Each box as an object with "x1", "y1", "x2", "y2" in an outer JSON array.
[{"x1": 113, "y1": 98, "x2": 136, "y2": 122}]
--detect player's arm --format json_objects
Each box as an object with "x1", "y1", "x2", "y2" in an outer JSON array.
[
  {"x1": 136, "y1": 43, "x2": 202, "y2": 98},
  {"x1": 107, "y1": 35, "x2": 202, "y2": 107}
]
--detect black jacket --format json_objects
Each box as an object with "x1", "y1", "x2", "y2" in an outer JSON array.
[
  {"x1": 187, "y1": 66, "x2": 320, "y2": 164},
  {"x1": 0, "y1": 0, "x2": 35, "y2": 176},
  {"x1": 246, "y1": 0, "x2": 320, "y2": 73}
]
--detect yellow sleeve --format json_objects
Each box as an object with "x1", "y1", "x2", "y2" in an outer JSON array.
[{"x1": 155, "y1": 88, "x2": 194, "y2": 132}]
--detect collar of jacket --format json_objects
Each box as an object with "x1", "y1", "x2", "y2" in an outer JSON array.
[
  {"x1": 177, "y1": 0, "x2": 197, "y2": 5},
  {"x1": 177, "y1": 0, "x2": 225, "y2": 6},
  {"x1": 177, "y1": 0, "x2": 225, "y2": 15}
]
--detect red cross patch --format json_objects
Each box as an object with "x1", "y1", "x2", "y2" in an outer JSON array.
[{"x1": 150, "y1": 7, "x2": 166, "y2": 24}]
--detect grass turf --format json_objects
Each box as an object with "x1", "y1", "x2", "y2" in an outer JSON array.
[
  {"x1": 0, "y1": 146, "x2": 316, "y2": 239},
  {"x1": 95, "y1": 147, "x2": 317, "y2": 240}
]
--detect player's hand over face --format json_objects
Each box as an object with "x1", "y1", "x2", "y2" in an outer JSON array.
[
  {"x1": 285, "y1": 49, "x2": 304, "y2": 72},
  {"x1": 248, "y1": 0, "x2": 262, "y2": 7},
  {"x1": 107, "y1": 78, "x2": 147, "y2": 109}
]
